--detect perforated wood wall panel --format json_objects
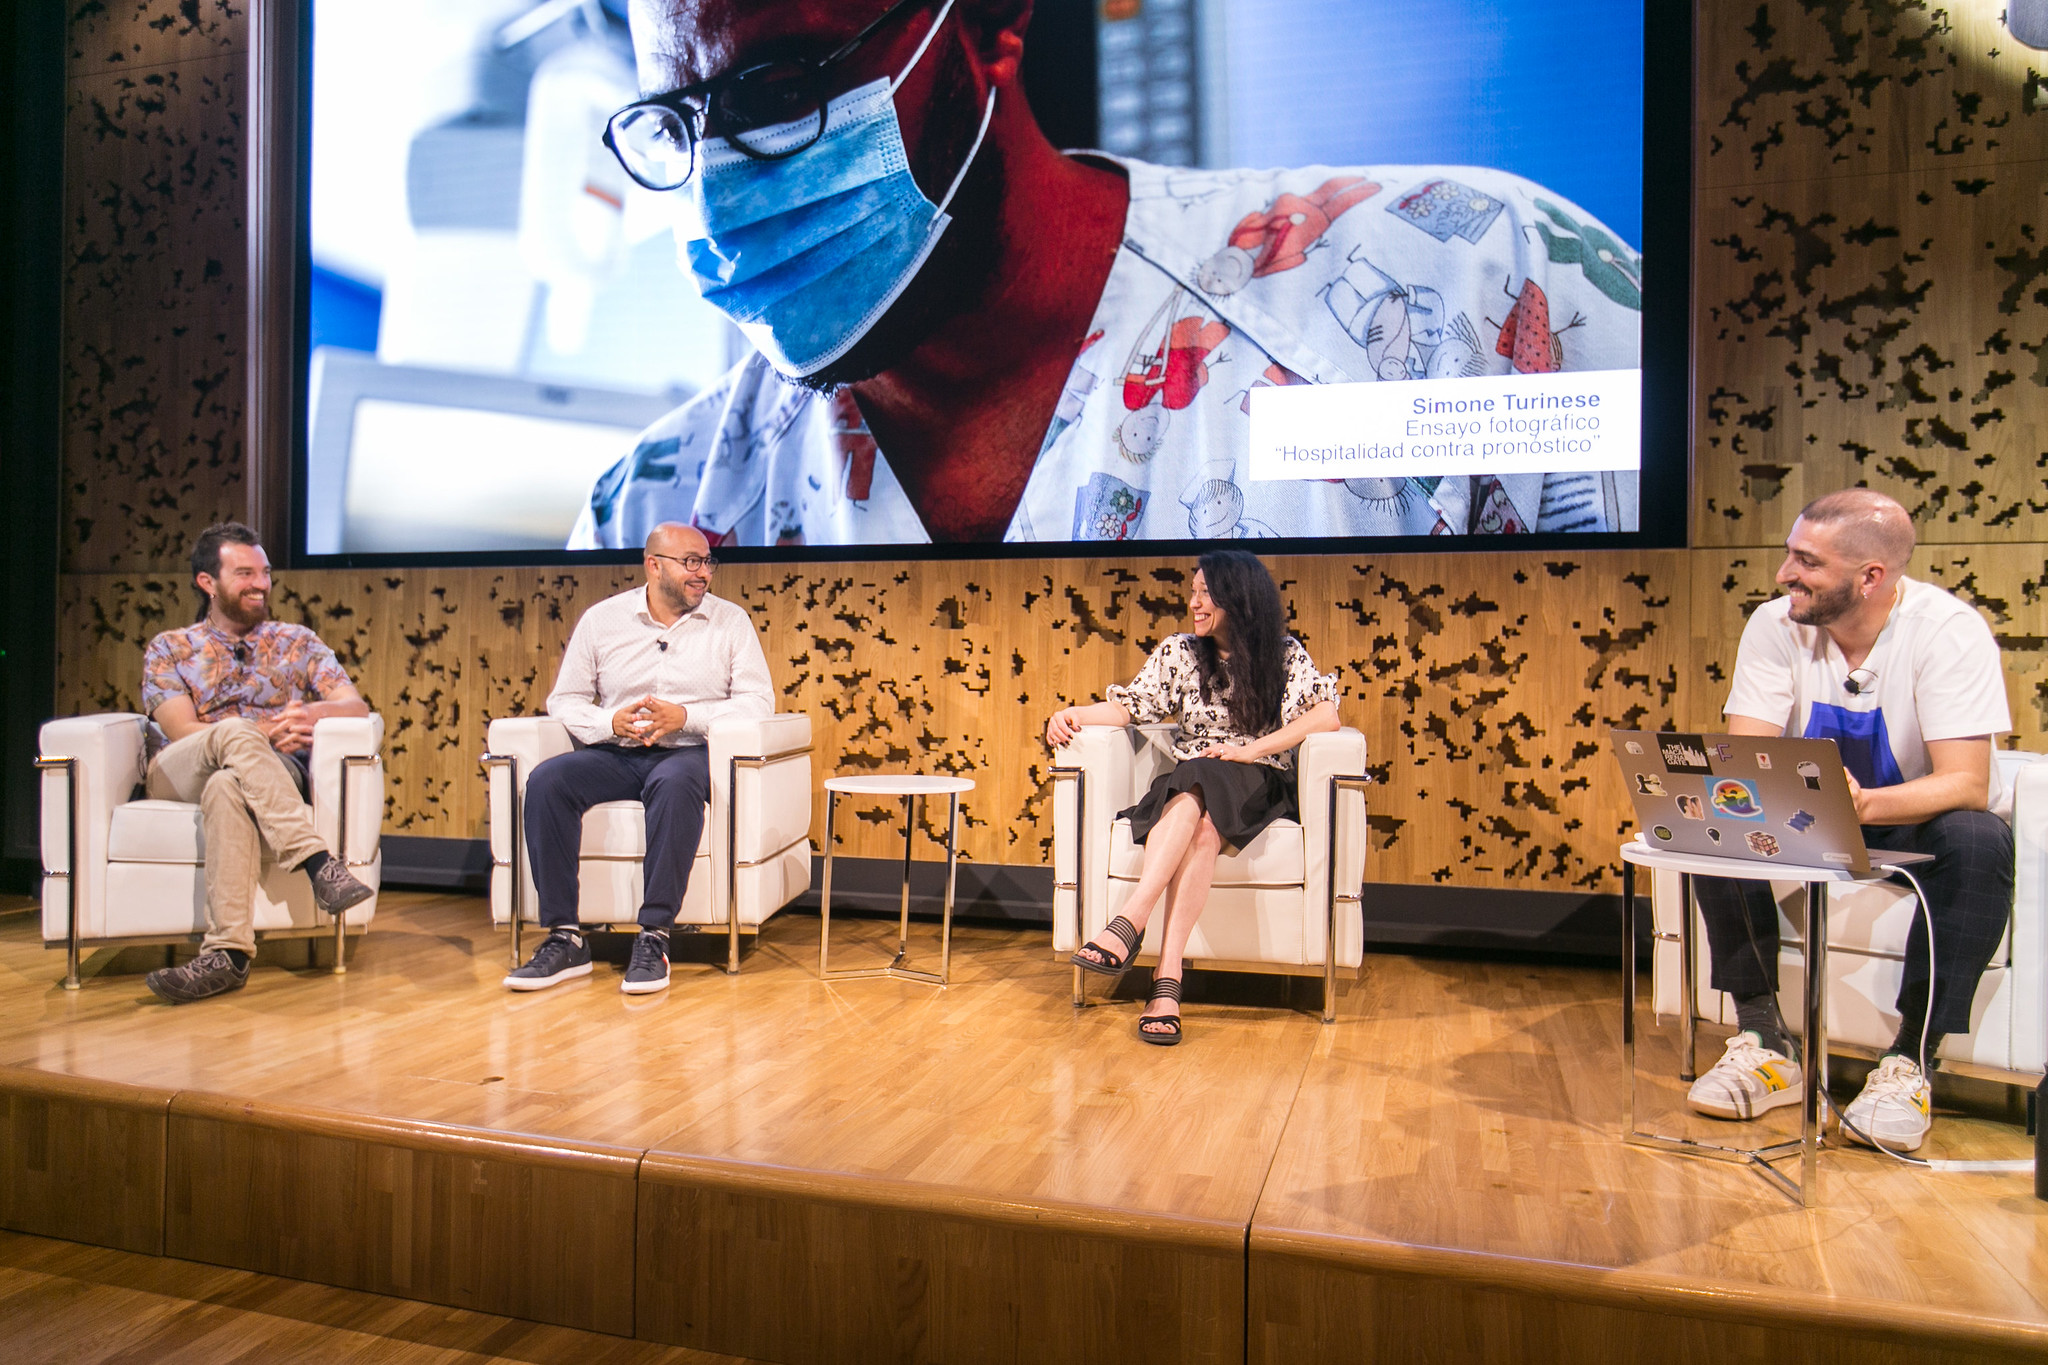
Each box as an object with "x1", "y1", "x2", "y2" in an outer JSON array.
[{"x1": 54, "y1": 1, "x2": 2048, "y2": 888}]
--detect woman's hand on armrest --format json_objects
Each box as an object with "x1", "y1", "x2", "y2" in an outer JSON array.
[{"x1": 1046, "y1": 701, "x2": 1134, "y2": 749}]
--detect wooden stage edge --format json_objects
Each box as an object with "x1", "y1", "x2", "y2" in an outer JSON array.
[{"x1": 1, "y1": 893, "x2": 2043, "y2": 1365}]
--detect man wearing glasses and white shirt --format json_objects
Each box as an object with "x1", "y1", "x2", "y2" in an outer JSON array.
[{"x1": 504, "y1": 522, "x2": 774, "y2": 994}]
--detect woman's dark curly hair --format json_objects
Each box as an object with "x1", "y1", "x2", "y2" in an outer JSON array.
[{"x1": 1192, "y1": 549, "x2": 1288, "y2": 737}]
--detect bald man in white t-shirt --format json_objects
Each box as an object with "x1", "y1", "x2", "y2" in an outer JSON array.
[{"x1": 1684, "y1": 489, "x2": 2014, "y2": 1154}]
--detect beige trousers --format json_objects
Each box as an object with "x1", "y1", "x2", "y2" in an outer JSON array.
[{"x1": 145, "y1": 719, "x2": 327, "y2": 955}]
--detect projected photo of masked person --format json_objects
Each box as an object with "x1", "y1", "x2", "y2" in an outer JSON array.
[
  {"x1": 572, "y1": 0, "x2": 1641, "y2": 549},
  {"x1": 1044, "y1": 550, "x2": 1341, "y2": 1044}
]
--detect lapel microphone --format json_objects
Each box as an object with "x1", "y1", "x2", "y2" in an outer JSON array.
[{"x1": 657, "y1": 640, "x2": 668, "y2": 652}]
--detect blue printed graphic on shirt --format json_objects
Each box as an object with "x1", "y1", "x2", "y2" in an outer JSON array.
[{"x1": 1802, "y1": 704, "x2": 1906, "y2": 789}]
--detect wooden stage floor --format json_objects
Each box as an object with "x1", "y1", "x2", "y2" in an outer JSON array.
[{"x1": 0, "y1": 892, "x2": 2041, "y2": 1364}]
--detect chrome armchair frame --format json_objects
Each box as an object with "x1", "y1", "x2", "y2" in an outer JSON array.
[
  {"x1": 482, "y1": 746, "x2": 813, "y2": 974},
  {"x1": 333, "y1": 753, "x2": 379, "y2": 974},
  {"x1": 33, "y1": 754, "x2": 80, "y2": 991},
  {"x1": 34, "y1": 745, "x2": 378, "y2": 988},
  {"x1": 1052, "y1": 763, "x2": 1371, "y2": 1024}
]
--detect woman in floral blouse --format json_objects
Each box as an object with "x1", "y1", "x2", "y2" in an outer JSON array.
[{"x1": 1045, "y1": 550, "x2": 1341, "y2": 1043}]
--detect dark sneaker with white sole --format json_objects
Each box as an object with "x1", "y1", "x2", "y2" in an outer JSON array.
[
  {"x1": 622, "y1": 928, "x2": 670, "y2": 994},
  {"x1": 308, "y1": 857, "x2": 375, "y2": 916},
  {"x1": 502, "y1": 929, "x2": 593, "y2": 991},
  {"x1": 145, "y1": 948, "x2": 249, "y2": 1004}
]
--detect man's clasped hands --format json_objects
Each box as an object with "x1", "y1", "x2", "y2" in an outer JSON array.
[{"x1": 610, "y1": 694, "x2": 689, "y2": 746}]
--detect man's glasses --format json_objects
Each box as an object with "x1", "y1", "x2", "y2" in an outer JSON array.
[
  {"x1": 649, "y1": 552, "x2": 720, "y2": 573},
  {"x1": 602, "y1": 0, "x2": 932, "y2": 192}
]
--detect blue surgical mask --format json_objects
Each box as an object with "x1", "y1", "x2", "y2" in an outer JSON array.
[{"x1": 673, "y1": 0, "x2": 997, "y2": 378}]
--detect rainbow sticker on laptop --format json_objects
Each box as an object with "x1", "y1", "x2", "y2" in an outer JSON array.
[{"x1": 1709, "y1": 778, "x2": 1765, "y2": 821}]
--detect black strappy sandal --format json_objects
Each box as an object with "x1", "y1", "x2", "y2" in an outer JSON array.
[
  {"x1": 1138, "y1": 975, "x2": 1182, "y2": 1046},
  {"x1": 1071, "y1": 915, "x2": 1144, "y2": 977}
]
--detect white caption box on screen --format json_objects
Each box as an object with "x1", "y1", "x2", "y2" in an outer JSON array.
[{"x1": 1248, "y1": 369, "x2": 1641, "y2": 482}]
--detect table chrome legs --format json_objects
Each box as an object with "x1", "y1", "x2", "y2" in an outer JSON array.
[
  {"x1": 1620, "y1": 858, "x2": 1818, "y2": 1206},
  {"x1": 819, "y1": 788, "x2": 838, "y2": 978},
  {"x1": 1678, "y1": 872, "x2": 1698, "y2": 1082},
  {"x1": 818, "y1": 786, "x2": 955, "y2": 986},
  {"x1": 1802, "y1": 881, "x2": 1829, "y2": 1204}
]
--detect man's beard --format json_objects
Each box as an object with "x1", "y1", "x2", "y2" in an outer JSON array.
[
  {"x1": 216, "y1": 592, "x2": 269, "y2": 630},
  {"x1": 793, "y1": 40, "x2": 1006, "y2": 393},
  {"x1": 656, "y1": 578, "x2": 705, "y2": 615},
  {"x1": 1787, "y1": 578, "x2": 1858, "y2": 625}
]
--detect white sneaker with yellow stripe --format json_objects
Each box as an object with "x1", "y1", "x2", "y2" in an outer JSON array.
[
  {"x1": 1686, "y1": 1031, "x2": 1803, "y2": 1120},
  {"x1": 1840, "y1": 1054, "x2": 1933, "y2": 1153}
]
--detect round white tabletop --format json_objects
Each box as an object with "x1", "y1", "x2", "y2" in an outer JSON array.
[
  {"x1": 1618, "y1": 835, "x2": 1870, "y2": 883},
  {"x1": 824, "y1": 774, "x2": 976, "y2": 797}
]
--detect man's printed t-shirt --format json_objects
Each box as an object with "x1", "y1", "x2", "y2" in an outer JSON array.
[
  {"x1": 571, "y1": 155, "x2": 1643, "y2": 548},
  {"x1": 140, "y1": 620, "x2": 355, "y2": 760},
  {"x1": 1722, "y1": 577, "x2": 2013, "y2": 815}
]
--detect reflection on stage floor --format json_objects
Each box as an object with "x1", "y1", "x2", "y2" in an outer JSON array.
[{"x1": 0, "y1": 891, "x2": 2038, "y2": 1364}]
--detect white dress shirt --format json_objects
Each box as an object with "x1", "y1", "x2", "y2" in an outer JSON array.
[{"x1": 546, "y1": 587, "x2": 773, "y2": 747}]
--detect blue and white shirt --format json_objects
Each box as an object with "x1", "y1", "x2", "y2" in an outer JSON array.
[{"x1": 570, "y1": 156, "x2": 1642, "y2": 547}]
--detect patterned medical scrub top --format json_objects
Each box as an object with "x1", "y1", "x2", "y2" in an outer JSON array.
[
  {"x1": 141, "y1": 620, "x2": 354, "y2": 753},
  {"x1": 1106, "y1": 634, "x2": 1340, "y2": 773},
  {"x1": 571, "y1": 155, "x2": 1642, "y2": 548}
]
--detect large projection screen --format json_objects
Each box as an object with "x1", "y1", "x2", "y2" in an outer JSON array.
[{"x1": 296, "y1": 0, "x2": 1686, "y2": 563}]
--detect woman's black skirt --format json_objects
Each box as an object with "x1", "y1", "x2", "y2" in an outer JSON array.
[{"x1": 1118, "y1": 757, "x2": 1297, "y2": 853}]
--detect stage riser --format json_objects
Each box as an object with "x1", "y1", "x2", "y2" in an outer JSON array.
[
  {"x1": 637, "y1": 1182, "x2": 1242, "y2": 1365},
  {"x1": 1249, "y1": 1255, "x2": 2043, "y2": 1365},
  {"x1": 161, "y1": 1113, "x2": 639, "y2": 1337},
  {"x1": 0, "y1": 1080, "x2": 166, "y2": 1256}
]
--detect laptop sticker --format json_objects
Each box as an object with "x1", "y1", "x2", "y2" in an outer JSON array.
[
  {"x1": 1746, "y1": 831, "x2": 1781, "y2": 857},
  {"x1": 1634, "y1": 772, "x2": 1667, "y2": 797},
  {"x1": 1675, "y1": 794, "x2": 1705, "y2": 820},
  {"x1": 1625, "y1": 740, "x2": 1644, "y2": 755},
  {"x1": 1710, "y1": 742, "x2": 1734, "y2": 762},
  {"x1": 1785, "y1": 809, "x2": 1817, "y2": 833},
  {"x1": 1796, "y1": 760, "x2": 1822, "y2": 791},
  {"x1": 1706, "y1": 827, "x2": 1723, "y2": 843},
  {"x1": 1754, "y1": 752, "x2": 1772, "y2": 770},
  {"x1": 1652, "y1": 825, "x2": 1674, "y2": 840},
  {"x1": 1710, "y1": 778, "x2": 1764, "y2": 820},
  {"x1": 1659, "y1": 735, "x2": 1711, "y2": 775},
  {"x1": 1822, "y1": 851, "x2": 1853, "y2": 863}
]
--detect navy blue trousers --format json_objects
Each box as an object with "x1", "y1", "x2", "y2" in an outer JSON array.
[
  {"x1": 523, "y1": 743, "x2": 709, "y2": 930},
  {"x1": 1693, "y1": 808, "x2": 2014, "y2": 1036}
]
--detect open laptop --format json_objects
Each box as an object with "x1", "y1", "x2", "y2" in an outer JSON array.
[{"x1": 1609, "y1": 731, "x2": 1931, "y2": 877}]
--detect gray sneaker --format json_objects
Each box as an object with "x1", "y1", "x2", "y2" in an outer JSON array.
[
  {"x1": 308, "y1": 857, "x2": 375, "y2": 916},
  {"x1": 622, "y1": 929, "x2": 670, "y2": 995},
  {"x1": 502, "y1": 929, "x2": 593, "y2": 991},
  {"x1": 145, "y1": 949, "x2": 249, "y2": 1004}
]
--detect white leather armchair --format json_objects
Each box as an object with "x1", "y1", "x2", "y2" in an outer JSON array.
[
  {"x1": 36, "y1": 712, "x2": 385, "y2": 988},
  {"x1": 482, "y1": 714, "x2": 813, "y2": 972},
  {"x1": 1051, "y1": 724, "x2": 1370, "y2": 1021},
  {"x1": 1650, "y1": 749, "x2": 2047, "y2": 1080}
]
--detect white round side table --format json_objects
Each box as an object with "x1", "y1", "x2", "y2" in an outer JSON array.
[{"x1": 819, "y1": 774, "x2": 976, "y2": 985}]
